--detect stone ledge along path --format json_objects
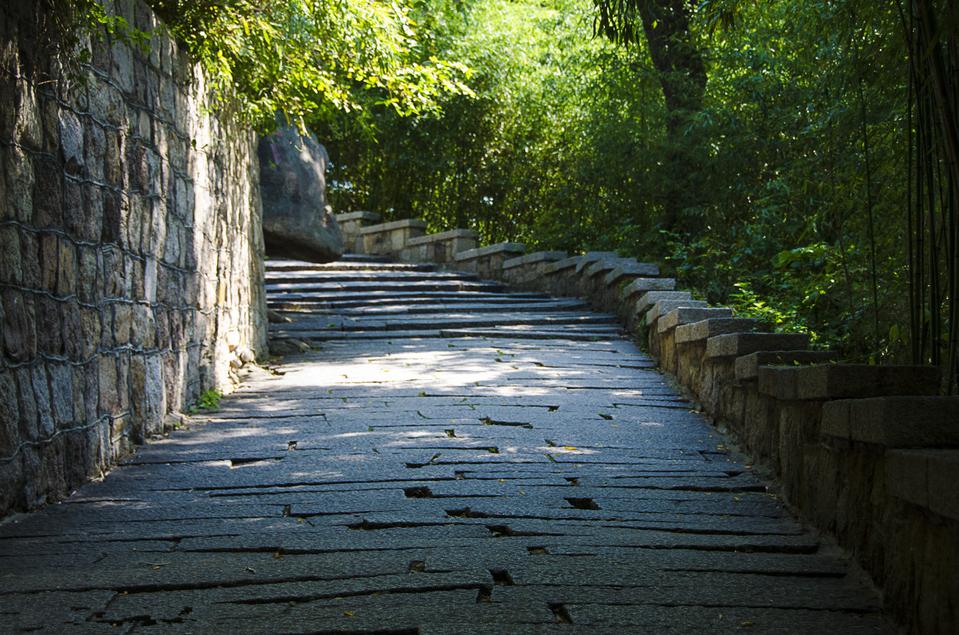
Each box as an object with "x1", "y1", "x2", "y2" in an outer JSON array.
[{"x1": 0, "y1": 257, "x2": 892, "y2": 634}]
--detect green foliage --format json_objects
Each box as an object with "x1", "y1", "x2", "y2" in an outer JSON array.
[
  {"x1": 146, "y1": 0, "x2": 473, "y2": 129},
  {"x1": 323, "y1": 0, "x2": 665, "y2": 247},
  {"x1": 322, "y1": 0, "x2": 921, "y2": 363},
  {"x1": 190, "y1": 389, "x2": 223, "y2": 413}
]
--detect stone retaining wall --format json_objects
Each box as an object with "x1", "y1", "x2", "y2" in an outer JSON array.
[
  {"x1": 0, "y1": 0, "x2": 267, "y2": 516},
  {"x1": 344, "y1": 210, "x2": 958, "y2": 634}
]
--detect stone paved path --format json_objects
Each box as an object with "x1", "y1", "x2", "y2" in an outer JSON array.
[{"x1": 0, "y1": 258, "x2": 892, "y2": 633}]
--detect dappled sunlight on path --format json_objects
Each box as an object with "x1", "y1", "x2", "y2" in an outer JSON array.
[{"x1": 0, "y1": 259, "x2": 891, "y2": 633}]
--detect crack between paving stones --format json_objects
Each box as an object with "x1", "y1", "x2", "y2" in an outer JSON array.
[
  {"x1": 660, "y1": 567, "x2": 847, "y2": 579},
  {"x1": 222, "y1": 582, "x2": 490, "y2": 606},
  {"x1": 559, "y1": 600, "x2": 881, "y2": 615},
  {"x1": 6, "y1": 570, "x2": 414, "y2": 597}
]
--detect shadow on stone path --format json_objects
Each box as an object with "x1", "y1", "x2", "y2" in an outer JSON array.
[{"x1": 0, "y1": 258, "x2": 893, "y2": 633}]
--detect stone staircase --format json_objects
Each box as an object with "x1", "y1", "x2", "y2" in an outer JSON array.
[{"x1": 265, "y1": 257, "x2": 623, "y2": 344}]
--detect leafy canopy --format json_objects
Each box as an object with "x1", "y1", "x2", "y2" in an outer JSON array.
[{"x1": 147, "y1": 0, "x2": 474, "y2": 129}]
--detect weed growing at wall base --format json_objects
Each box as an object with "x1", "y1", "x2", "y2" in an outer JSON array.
[{"x1": 189, "y1": 389, "x2": 223, "y2": 414}]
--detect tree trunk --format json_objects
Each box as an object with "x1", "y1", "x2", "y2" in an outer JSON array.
[{"x1": 635, "y1": 0, "x2": 707, "y2": 232}]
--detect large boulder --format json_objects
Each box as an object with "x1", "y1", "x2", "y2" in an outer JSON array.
[{"x1": 258, "y1": 126, "x2": 344, "y2": 262}]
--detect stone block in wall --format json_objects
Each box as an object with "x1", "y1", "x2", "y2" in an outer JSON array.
[
  {"x1": 48, "y1": 363, "x2": 73, "y2": 428},
  {"x1": 886, "y1": 449, "x2": 959, "y2": 521},
  {"x1": 130, "y1": 354, "x2": 165, "y2": 442},
  {"x1": 83, "y1": 119, "x2": 106, "y2": 184},
  {"x1": 335, "y1": 211, "x2": 381, "y2": 253},
  {"x1": 56, "y1": 238, "x2": 77, "y2": 297},
  {"x1": 453, "y1": 242, "x2": 525, "y2": 280},
  {"x1": 0, "y1": 226, "x2": 22, "y2": 286},
  {"x1": 568, "y1": 252, "x2": 618, "y2": 297},
  {"x1": 738, "y1": 387, "x2": 781, "y2": 467},
  {"x1": 580, "y1": 257, "x2": 633, "y2": 309},
  {"x1": 623, "y1": 290, "x2": 693, "y2": 326},
  {"x1": 734, "y1": 350, "x2": 837, "y2": 381},
  {"x1": 15, "y1": 367, "x2": 38, "y2": 442},
  {"x1": 32, "y1": 156, "x2": 64, "y2": 229},
  {"x1": 31, "y1": 365, "x2": 55, "y2": 439},
  {"x1": 0, "y1": 368, "x2": 19, "y2": 459},
  {"x1": 402, "y1": 229, "x2": 478, "y2": 265},
  {"x1": 604, "y1": 261, "x2": 660, "y2": 288},
  {"x1": 0, "y1": 457, "x2": 21, "y2": 513},
  {"x1": 113, "y1": 303, "x2": 133, "y2": 346},
  {"x1": 14, "y1": 81, "x2": 43, "y2": 150},
  {"x1": 542, "y1": 255, "x2": 586, "y2": 296},
  {"x1": 778, "y1": 399, "x2": 830, "y2": 511},
  {"x1": 63, "y1": 179, "x2": 84, "y2": 238},
  {"x1": 573, "y1": 251, "x2": 618, "y2": 273},
  {"x1": 671, "y1": 317, "x2": 762, "y2": 393},
  {"x1": 651, "y1": 302, "x2": 715, "y2": 332},
  {"x1": 36, "y1": 296, "x2": 61, "y2": 356},
  {"x1": 758, "y1": 364, "x2": 941, "y2": 401},
  {"x1": 502, "y1": 251, "x2": 567, "y2": 290},
  {"x1": 1, "y1": 289, "x2": 36, "y2": 363},
  {"x1": 40, "y1": 233, "x2": 59, "y2": 292},
  {"x1": 598, "y1": 264, "x2": 661, "y2": 316},
  {"x1": 673, "y1": 317, "x2": 762, "y2": 343},
  {"x1": 7, "y1": 146, "x2": 35, "y2": 222},
  {"x1": 543, "y1": 252, "x2": 617, "y2": 297},
  {"x1": 360, "y1": 219, "x2": 427, "y2": 257},
  {"x1": 705, "y1": 332, "x2": 810, "y2": 359},
  {"x1": 629, "y1": 289, "x2": 687, "y2": 333},
  {"x1": 821, "y1": 397, "x2": 959, "y2": 448},
  {"x1": 650, "y1": 305, "x2": 721, "y2": 374}
]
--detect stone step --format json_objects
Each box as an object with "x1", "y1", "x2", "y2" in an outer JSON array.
[
  {"x1": 272, "y1": 312, "x2": 619, "y2": 333},
  {"x1": 266, "y1": 291, "x2": 551, "y2": 307},
  {"x1": 339, "y1": 253, "x2": 396, "y2": 262},
  {"x1": 265, "y1": 259, "x2": 423, "y2": 271},
  {"x1": 265, "y1": 270, "x2": 479, "y2": 283},
  {"x1": 439, "y1": 326, "x2": 621, "y2": 341},
  {"x1": 274, "y1": 300, "x2": 592, "y2": 316},
  {"x1": 271, "y1": 324, "x2": 623, "y2": 341},
  {"x1": 265, "y1": 280, "x2": 506, "y2": 294}
]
